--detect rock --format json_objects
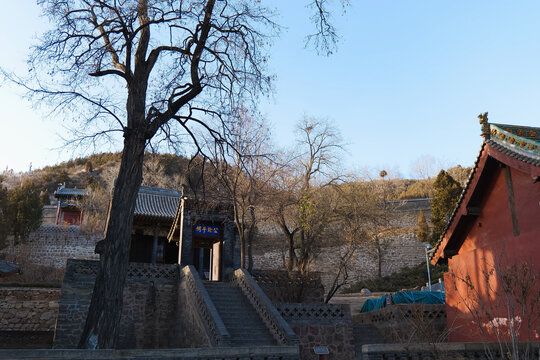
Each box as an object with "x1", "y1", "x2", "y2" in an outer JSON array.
[
  {"x1": 360, "y1": 288, "x2": 371, "y2": 295},
  {"x1": 40, "y1": 312, "x2": 53, "y2": 321},
  {"x1": 48, "y1": 301, "x2": 59, "y2": 309}
]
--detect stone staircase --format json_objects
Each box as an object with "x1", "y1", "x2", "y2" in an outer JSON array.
[
  {"x1": 353, "y1": 324, "x2": 385, "y2": 360},
  {"x1": 204, "y1": 281, "x2": 276, "y2": 347}
]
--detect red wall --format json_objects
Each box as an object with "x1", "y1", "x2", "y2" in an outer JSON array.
[
  {"x1": 445, "y1": 165, "x2": 540, "y2": 342},
  {"x1": 60, "y1": 209, "x2": 82, "y2": 225}
]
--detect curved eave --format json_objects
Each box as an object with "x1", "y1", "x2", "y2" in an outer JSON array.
[
  {"x1": 133, "y1": 213, "x2": 175, "y2": 224},
  {"x1": 431, "y1": 138, "x2": 540, "y2": 265}
]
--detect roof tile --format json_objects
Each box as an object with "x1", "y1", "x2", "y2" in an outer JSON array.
[{"x1": 134, "y1": 186, "x2": 182, "y2": 220}]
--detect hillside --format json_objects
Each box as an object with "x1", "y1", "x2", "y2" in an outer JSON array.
[{"x1": 1, "y1": 152, "x2": 472, "y2": 208}]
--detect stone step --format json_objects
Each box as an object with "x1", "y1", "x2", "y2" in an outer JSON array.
[{"x1": 203, "y1": 281, "x2": 275, "y2": 347}]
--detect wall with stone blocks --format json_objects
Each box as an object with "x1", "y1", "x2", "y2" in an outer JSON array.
[
  {"x1": 1, "y1": 225, "x2": 99, "y2": 269},
  {"x1": 354, "y1": 304, "x2": 446, "y2": 344},
  {"x1": 54, "y1": 259, "x2": 185, "y2": 349},
  {"x1": 253, "y1": 232, "x2": 426, "y2": 294},
  {"x1": 118, "y1": 282, "x2": 181, "y2": 349},
  {"x1": 251, "y1": 199, "x2": 432, "y2": 290},
  {"x1": 251, "y1": 270, "x2": 325, "y2": 303},
  {"x1": 277, "y1": 303, "x2": 355, "y2": 360},
  {"x1": 0, "y1": 288, "x2": 60, "y2": 332}
]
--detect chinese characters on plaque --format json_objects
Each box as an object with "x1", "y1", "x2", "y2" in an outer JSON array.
[{"x1": 194, "y1": 225, "x2": 220, "y2": 236}]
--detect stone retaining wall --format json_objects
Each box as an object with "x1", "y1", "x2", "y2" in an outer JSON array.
[
  {"x1": 253, "y1": 233, "x2": 426, "y2": 294},
  {"x1": 0, "y1": 287, "x2": 60, "y2": 332},
  {"x1": 251, "y1": 270, "x2": 324, "y2": 303},
  {"x1": 354, "y1": 304, "x2": 447, "y2": 344},
  {"x1": 277, "y1": 303, "x2": 354, "y2": 360},
  {"x1": 54, "y1": 259, "x2": 182, "y2": 349},
  {"x1": 1, "y1": 225, "x2": 99, "y2": 269}
]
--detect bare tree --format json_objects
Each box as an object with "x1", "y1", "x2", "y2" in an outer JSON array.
[
  {"x1": 270, "y1": 116, "x2": 344, "y2": 274},
  {"x1": 306, "y1": 0, "x2": 350, "y2": 55},
  {"x1": 207, "y1": 109, "x2": 278, "y2": 271},
  {"x1": 8, "y1": 0, "x2": 280, "y2": 348},
  {"x1": 323, "y1": 182, "x2": 370, "y2": 302},
  {"x1": 0, "y1": 0, "x2": 351, "y2": 348}
]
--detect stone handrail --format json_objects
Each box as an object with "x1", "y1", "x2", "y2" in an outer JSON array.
[
  {"x1": 181, "y1": 265, "x2": 230, "y2": 346},
  {"x1": 66, "y1": 259, "x2": 178, "y2": 283},
  {"x1": 354, "y1": 303, "x2": 446, "y2": 325},
  {"x1": 232, "y1": 268, "x2": 298, "y2": 346},
  {"x1": 275, "y1": 302, "x2": 350, "y2": 323}
]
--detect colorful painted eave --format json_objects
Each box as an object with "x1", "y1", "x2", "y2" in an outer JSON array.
[
  {"x1": 54, "y1": 187, "x2": 90, "y2": 198},
  {"x1": 431, "y1": 122, "x2": 540, "y2": 265},
  {"x1": 489, "y1": 123, "x2": 540, "y2": 158}
]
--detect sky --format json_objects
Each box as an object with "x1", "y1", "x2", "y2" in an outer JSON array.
[{"x1": 1, "y1": 1, "x2": 540, "y2": 178}]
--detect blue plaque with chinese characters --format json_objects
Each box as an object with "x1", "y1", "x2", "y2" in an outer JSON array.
[{"x1": 194, "y1": 225, "x2": 220, "y2": 236}]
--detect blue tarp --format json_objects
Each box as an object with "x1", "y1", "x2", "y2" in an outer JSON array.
[{"x1": 360, "y1": 291, "x2": 445, "y2": 313}]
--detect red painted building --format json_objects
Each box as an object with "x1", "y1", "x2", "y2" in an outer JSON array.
[
  {"x1": 432, "y1": 115, "x2": 540, "y2": 343},
  {"x1": 54, "y1": 186, "x2": 89, "y2": 226}
]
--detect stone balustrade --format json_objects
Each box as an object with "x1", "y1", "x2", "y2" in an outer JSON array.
[
  {"x1": 180, "y1": 265, "x2": 231, "y2": 347},
  {"x1": 232, "y1": 268, "x2": 298, "y2": 346}
]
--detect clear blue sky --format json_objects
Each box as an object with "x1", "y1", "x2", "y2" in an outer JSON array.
[{"x1": 1, "y1": 1, "x2": 540, "y2": 177}]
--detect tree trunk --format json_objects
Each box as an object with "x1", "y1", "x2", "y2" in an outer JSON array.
[
  {"x1": 247, "y1": 206, "x2": 255, "y2": 272},
  {"x1": 287, "y1": 233, "x2": 295, "y2": 272},
  {"x1": 376, "y1": 236, "x2": 382, "y2": 278},
  {"x1": 78, "y1": 131, "x2": 146, "y2": 349}
]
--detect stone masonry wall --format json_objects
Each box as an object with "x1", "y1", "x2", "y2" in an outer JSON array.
[
  {"x1": 118, "y1": 282, "x2": 181, "y2": 349},
  {"x1": 176, "y1": 280, "x2": 213, "y2": 348},
  {"x1": 253, "y1": 233, "x2": 426, "y2": 294},
  {"x1": 1, "y1": 225, "x2": 99, "y2": 269},
  {"x1": 0, "y1": 288, "x2": 60, "y2": 332},
  {"x1": 252, "y1": 199, "x2": 432, "y2": 294},
  {"x1": 277, "y1": 303, "x2": 354, "y2": 360},
  {"x1": 54, "y1": 260, "x2": 183, "y2": 349}
]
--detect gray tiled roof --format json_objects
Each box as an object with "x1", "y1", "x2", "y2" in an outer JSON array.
[
  {"x1": 55, "y1": 188, "x2": 90, "y2": 197},
  {"x1": 486, "y1": 139, "x2": 540, "y2": 167},
  {"x1": 134, "y1": 186, "x2": 182, "y2": 220}
]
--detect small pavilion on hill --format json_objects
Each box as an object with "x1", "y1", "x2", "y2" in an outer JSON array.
[
  {"x1": 54, "y1": 185, "x2": 90, "y2": 226},
  {"x1": 431, "y1": 114, "x2": 540, "y2": 343}
]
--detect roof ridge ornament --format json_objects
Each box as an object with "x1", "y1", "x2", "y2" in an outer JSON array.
[{"x1": 478, "y1": 112, "x2": 490, "y2": 140}]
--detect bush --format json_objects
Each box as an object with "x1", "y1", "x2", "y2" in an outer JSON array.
[
  {"x1": 343, "y1": 262, "x2": 448, "y2": 293},
  {"x1": 3, "y1": 179, "x2": 43, "y2": 245}
]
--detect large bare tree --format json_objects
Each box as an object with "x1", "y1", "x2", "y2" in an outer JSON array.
[
  {"x1": 0, "y1": 0, "x2": 351, "y2": 349},
  {"x1": 16, "y1": 0, "x2": 279, "y2": 348},
  {"x1": 270, "y1": 117, "x2": 344, "y2": 274}
]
